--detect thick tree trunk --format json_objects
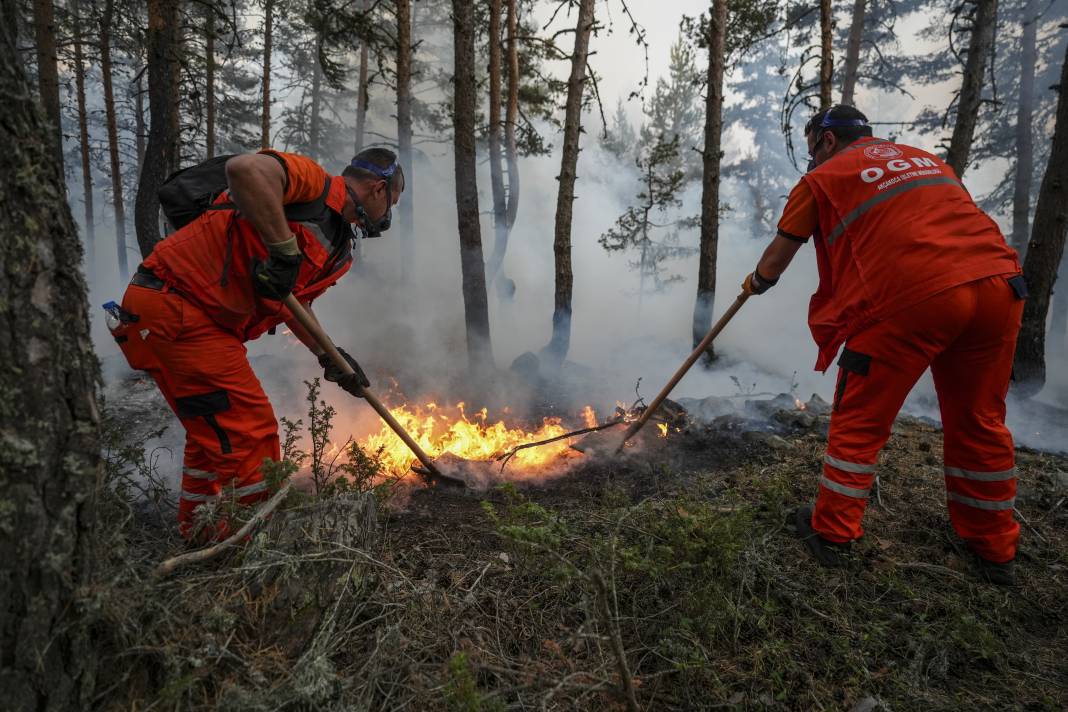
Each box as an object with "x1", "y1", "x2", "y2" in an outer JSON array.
[
  {"x1": 693, "y1": 0, "x2": 727, "y2": 362},
  {"x1": 545, "y1": 0, "x2": 596, "y2": 365},
  {"x1": 261, "y1": 0, "x2": 273, "y2": 148},
  {"x1": 0, "y1": 4, "x2": 101, "y2": 706},
  {"x1": 101, "y1": 0, "x2": 129, "y2": 282},
  {"x1": 452, "y1": 0, "x2": 494, "y2": 372},
  {"x1": 309, "y1": 32, "x2": 323, "y2": 159},
  {"x1": 1014, "y1": 39, "x2": 1068, "y2": 395},
  {"x1": 840, "y1": 0, "x2": 866, "y2": 106},
  {"x1": 819, "y1": 0, "x2": 833, "y2": 108},
  {"x1": 32, "y1": 0, "x2": 63, "y2": 172},
  {"x1": 135, "y1": 73, "x2": 146, "y2": 172},
  {"x1": 945, "y1": 0, "x2": 998, "y2": 179},
  {"x1": 135, "y1": 0, "x2": 181, "y2": 258},
  {"x1": 1010, "y1": 0, "x2": 1037, "y2": 255},
  {"x1": 73, "y1": 0, "x2": 95, "y2": 268},
  {"x1": 504, "y1": 0, "x2": 520, "y2": 232},
  {"x1": 355, "y1": 0, "x2": 369, "y2": 151},
  {"x1": 206, "y1": 3, "x2": 216, "y2": 159},
  {"x1": 486, "y1": 0, "x2": 507, "y2": 286},
  {"x1": 397, "y1": 0, "x2": 415, "y2": 281}
]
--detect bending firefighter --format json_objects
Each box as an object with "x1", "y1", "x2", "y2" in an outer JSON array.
[
  {"x1": 109, "y1": 149, "x2": 403, "y2": 539},
  {"x1": 743, "y1": 106, "x2": 1025, "y2": 585}
]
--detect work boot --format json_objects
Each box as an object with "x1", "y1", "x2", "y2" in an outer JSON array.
[
  {"x1": 793, "y1": 503, "x2": 852, "y2": 568},
  {"x1": 975, "y1": 555, "x2": 1016, "y2": 586}
]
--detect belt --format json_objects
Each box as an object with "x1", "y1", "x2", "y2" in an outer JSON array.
[{"x1": 131, "y1": 265, "x2": 166, "y2": 291}]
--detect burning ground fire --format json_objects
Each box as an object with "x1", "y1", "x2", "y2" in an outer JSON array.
[{"x1": 349, "y1": 402, "x2": 602, "y2": 481}]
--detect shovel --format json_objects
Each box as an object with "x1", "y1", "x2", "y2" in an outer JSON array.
[
  {"x1": 611, "y1": 292, "x2": 750, "y2": 453},
  {"x1": 282, "y1": 294, "x2": 469, "y2": 488}
]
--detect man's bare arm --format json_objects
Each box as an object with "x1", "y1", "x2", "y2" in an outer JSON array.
[
  {"x1": 224, "y1": 153, "x2": 294, "y2": 249},
  {"x1": 756, "y1": 235, "x2": 804, "y2": 282}
]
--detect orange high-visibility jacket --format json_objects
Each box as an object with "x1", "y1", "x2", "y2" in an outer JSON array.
[
  {"x1": 144, "y1": 174, "x2": 353, "y2": 342},
  {"x1": 802, "y1": 137, "x2": 1020, "y2": 371}
]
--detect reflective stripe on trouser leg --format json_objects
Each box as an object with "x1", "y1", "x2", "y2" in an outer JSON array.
[
  {"x1": 931, "y1": 276, "x2": 1024, "y2": 564},
  {"x1": 178, "y1": 455, "x2": 222, "y2": 538},
  {"x1": 815, "y1": 458, "x2": 876, "y2": 543}
]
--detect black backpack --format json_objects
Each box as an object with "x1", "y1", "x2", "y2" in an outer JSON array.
[{"x1": 158, "y1": 153, "x2": 335, "y2": 230}]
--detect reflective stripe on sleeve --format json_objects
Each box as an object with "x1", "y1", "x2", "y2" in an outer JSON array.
[
  {"x1": 945, "y1": 466, "x2": 1015, "y2": 482},
  {"x1": 947, "y1": 492, "x2": 1016, "y2": 511},
  {"x1": 183, "y1": 467, "x2": 218, "y2": 481},
  {"x1": 820, "y1": 475, "x2": 871, "y2": 499},
  {"x1": 233, "y1": 480, "x2": 268, "y2": 498},
  {"x1": 826, "y1": 176, "x2": 964, "y2": 245},
  {"x1": 825, "y1": 454, "x2": 877, "y2": 474},
  {"x1": 180, "y1": 490, "x2": 219, "y2": 503}
]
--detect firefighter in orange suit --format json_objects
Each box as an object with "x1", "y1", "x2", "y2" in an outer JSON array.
[
  {"x1": 743, "y1": 106, "x2": 1025, "y2": 585},
  {"x1": 111, "y1": 148, "x2": 403, "y2": 540}
]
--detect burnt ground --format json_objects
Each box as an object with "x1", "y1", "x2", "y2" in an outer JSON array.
[{"x1": 91, "y1": 382, "x2": 1068, "y2": 711}]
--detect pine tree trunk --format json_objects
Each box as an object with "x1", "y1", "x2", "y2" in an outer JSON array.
[
  {"x1": 310, "y1": 32, "x2": 323, "y2": 160},
  {"x1": 261, "y1": 0, "x2": 273, "y2": 148},
  {"x1": 206, "y1": 3, "x2": 216, "y2": 159},
  {"x1": 819, "y1": 0, "x2": 834, "y2": 108},
  {"x1": 355, "y1": 0, "x2": 369, "y2": 152},
  {"x1": 840, "y1": 0, "x2": 866, "y2": 106},
  {"x1": 397, "y1": 0, "x2": 415, "y2": 281},
  {"x1": 1010, "y1": 0, "x2": 1037, "y2": 255},
  {"x1": 945, "y1": 0, "x2": 998, "y2": 179},
  {"x1": 1014, "y1": 38, "x2": 1068, "y2": 395},
  {"x1": 32, "y1": 0, "x2": 63, "y2": 172},
  {"x1": 545, "y1": 0, "x2": 595, "y2": 365},
  {"x1": 452, "y1": 0, "x2": 494, "y2": 372},
  {"x1": 486, "y1": 0, "x2": 507, "y2": 286},
  {"x1": 0, "y1": 5, "x2": 101, "y2": 705},
  {"x1": 73, "y1": 0, "x2": 95, "y2": 268},
  {"x1": 100, "y1": 0, "x2": 129, "y2": 282},
  {"x1": 504, "y1": 0, "x2": 520, "y2": 232},
  {"x1": 135, "y1": 72, "x2": 146, "y2": 178},
  {"x1": 135, "y1": 0, "x2": 181, "y2": 258},
  {"x1": 693, "y1": 0, "x2": 727, "y2": 362}
]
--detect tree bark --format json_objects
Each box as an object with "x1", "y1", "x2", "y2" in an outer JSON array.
[
  {"x1": 309, "y1": 31, "x2": 323, "y2": 159},
  {"x1": 504, "y1": 0, "x2": 520, "y2": 232},
  {"x1": 134, "y1": 72, "x2": 146, "y2": 179},
  {"x1": 1010, "y1": 0, "x2": 1037, "y2": 254},
  {"x1": 945, "y1": 0, "x2": 998, "y2": 179},
  {"x1": 819, "y1": 0, "x2": 834, "y2": 108},
  {"x1": 261, "y1": 0, "x2": 273, "y2": 148},
  {"x1": 693, "y1": 0, "x2": 727, "y2": 362},
  {"x1": 452, "y1": 0, "x2": 494, "y2": 372},
  {"x1": 486, "y1": 0, "x2": 507, "y2": 286},
  {"x1": 355, "y1": 0, "x2": 369, "y2": 151},
  {"x1": 0, "y1": 3, "x2": 101, "y2": 706},
  {"x1": 73, "y1": 0, "x2": 95, "y2": 268},
  {"x1": 100, "y1": 0, "x2": 129, "y2": 282},
  {"x1": 545, "y1": 0, "x2": 596, "y2": 365},
  {"x1": 206, "y1": 3, "x2": 216, "y2": 159},
  {"x1": 840, "y1": 0, "x2": 866, "y2": 106},
  {"x1": 1014, "y1": 38, "x2": 1068, "y2": 395},
  {"x1": 397, "y1": 0, "x2": 415, "y2": 281},
  {"x1": 135, "y1": 0, "x2": 181, "y2": 258},
  {"x1": 1050, "y1": 256, "x2": 1068, "y2": 357},
  {"x1": 32, "y1": 0, "x2": 63, "y2": 173}
]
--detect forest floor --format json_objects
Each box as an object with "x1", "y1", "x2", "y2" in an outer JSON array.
[{"x1": 93, "y1": 377, "x2": 1068, "y2": 711}]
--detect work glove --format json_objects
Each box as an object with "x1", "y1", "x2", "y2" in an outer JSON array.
[
  {"x1": 252, "y1": 236, "x2": 304, "y2": 300},
  {"x1": 742, "y1": 268, "x2": 778, "y2": 296},
  {"x1": 319, "y1": 348, "x2": 371, "y2": 397}
]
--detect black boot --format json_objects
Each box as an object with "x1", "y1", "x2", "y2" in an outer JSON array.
[
  {"x1": 975, "y1": 555, "x2": 1016, "y2": 586},
  {"x1": 793, "y1": 503, "x2": 852, "y2": 568}
]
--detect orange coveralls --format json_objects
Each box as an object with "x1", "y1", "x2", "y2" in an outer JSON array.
[
  {"x1": 112, "y1": 152, "x2": 352, "y2": 538},
  {"x1": 778, "y1": 137, "x2": 1024, "y2": 563}
]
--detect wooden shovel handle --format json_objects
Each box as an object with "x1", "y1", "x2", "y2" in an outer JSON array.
[
  {"x1": 282, "y1": 294, "x2": 445, "y2": 484},
  {"x1": 618, "y1": 293, "x2": 749, "y2": 451}
]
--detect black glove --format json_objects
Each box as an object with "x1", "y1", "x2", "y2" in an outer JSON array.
[
  {"x1": 319, "y1": 348, "x2": 371, "y2": 397},
  {"x1": 252, "y1": 252, "x2": 303, "y2": 300},
  {"x1": 742, "y1": 268, "x2": 778, "y2": 296}
]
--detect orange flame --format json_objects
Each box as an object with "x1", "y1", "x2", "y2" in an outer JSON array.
[
  {"x1": 657, "y1": 423, "x2": 669, "y2": 437},
  {"x1": 359, "y1": 402, "x2": 582, "y2": 477}
]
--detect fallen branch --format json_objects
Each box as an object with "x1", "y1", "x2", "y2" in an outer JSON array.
[
  {"x1": 152, "y1": 483, "x2": 293, "y2": 579},
  {"x1": 496, "y1": 418, "x2": 624, "y2": 471}
]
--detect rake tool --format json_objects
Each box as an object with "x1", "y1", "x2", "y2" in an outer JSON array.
[
  {"x1": 614, "y1": 292, "x2": 750, "y2": 452},
  {"x1": 282, "y1": 295, "x2": 469, "y2": 488}
]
